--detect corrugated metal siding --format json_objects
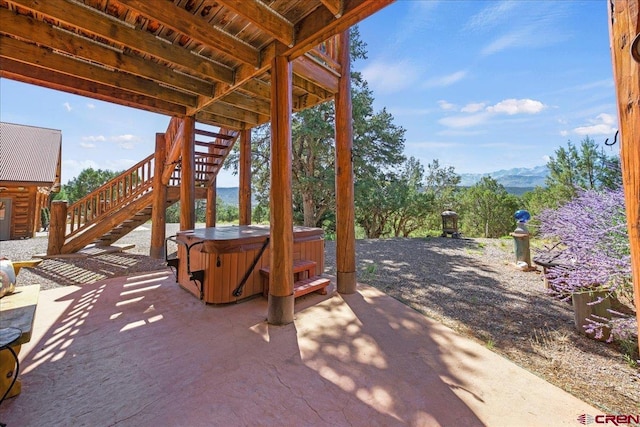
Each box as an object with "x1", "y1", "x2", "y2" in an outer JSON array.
[{"x1": 0, "y1": 122, "x2": 61, "y2": 183}]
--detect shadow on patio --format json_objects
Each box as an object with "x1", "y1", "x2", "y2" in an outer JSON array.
[{"x1": 1, "y1": 271, "x2": 595, "y2": 426}]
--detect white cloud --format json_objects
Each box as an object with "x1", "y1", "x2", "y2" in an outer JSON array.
[
  {"x1": 105, "y1": 159, "x2": 137, "y2": 172},
  {"x1": 80, "y1": 142, "x2": 96, "y2": 149},
  {"x1": 63, "y1": 102, "x2": 72, "y2": 112},
  {"x1": 82, "y1": 135, "x2": 106, "y2": 142},
  {"x1": 423, "y1": 70, "x2": 467, "y2": 88},
  {"x1": 481, "y1": 29, "x2": 532, "y2": 56},
  {"x1": 560, "y1": 130, "x2": 569, "y2": 137},
  {"x1": 437, "y1": 98, "x2": 545, "y2": 130},
  {"x1": 439, "y1": 113, "x2": 491, "y2": 128},
  {"x1": 110, "y1": 134, "x2": 138, "y2": 149},
  {"x1": 437, "y1": 100, "x2": 456, "y2": 111},
  {"x1": 461, "y1": 102, "x2": 486, "y2": 113},
  {"x1": 361, "y1": 60, "x2": 421, "y2": 94},
  {"x1": 542, "y1": 155, "x2": 551, "y2": 163},
  {"x1": 86, "y1": 103, "x2": 96, "y2": 109},
  {"x1": 62, "y1": 159, "x2": 99, "y2": 183},
  {"x1": 112, "y1": 134, "x2": 136, "y2": 142},
  {"x1": 474, "y1": 2, "x2": 570, "y2": 56},
  {"x1": 486, "y1": 99, "x2": 546, "y2": 115},
  {"x1": 465, "y1": 1, "x2": 519, "y2": 32},
  {"x1": 573, "y1": 113, "x2": 617, "y2": 135}
]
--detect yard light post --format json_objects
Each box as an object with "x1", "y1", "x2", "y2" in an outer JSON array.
[
  {"x1": 440, "y1": 210, "x2": 460, "y2": 238},
  {"x1": 510, "y1": 210, "x2": 532, "y2": 270}
]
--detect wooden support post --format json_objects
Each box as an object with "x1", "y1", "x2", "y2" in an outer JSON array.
[
  {"x1": 609, "y1": 0, "x2": 640, "y2": 353},
  {"x1": 206, "y1": 178, "x2": 217, "y2": 227},
  {"x1": 268, "y1": 55, "x2": 294, "y2": 325},
  {"x1": 180, "y1": 116, "x2": 196, "y2": 231},
  {"x1": 239, "y1": 128, "x2": 252, "y2": 225},
  {"x1": 47, "y1": 200, "x2": 67, "y2": 255},
  {"x1": 150, "y1": 132, "x2": 168, "y2": 259},
  {"x1": 335, "y1": 29, "x2": 357, "y2": 294}
]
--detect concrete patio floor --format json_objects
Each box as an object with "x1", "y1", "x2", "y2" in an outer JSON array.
[{"x1": 1, "y1": 270, "x2": 598, "y2": 426}]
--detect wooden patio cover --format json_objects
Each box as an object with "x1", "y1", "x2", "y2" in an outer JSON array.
[
  {"x1": 1, "y1": 0, "x2": 639, "y2": 340},
  {"x1": 0, "y1": 0, "x2": 393, "y2": 323}
]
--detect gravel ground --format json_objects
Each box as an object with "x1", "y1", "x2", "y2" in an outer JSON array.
[{"x1": 1, "y1": 226, "x2": 638, "y2": 414}]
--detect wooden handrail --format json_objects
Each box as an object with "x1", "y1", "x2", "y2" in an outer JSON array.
[
  {"x1": 308, "y1": 35, "x2": 340, "y2": 74},
  {"x1": 65, "y1": 154, "x2": 158, "y2": 238},
  {"x1": 56, "y1": 118, "x2": 236, "y2": 252}
]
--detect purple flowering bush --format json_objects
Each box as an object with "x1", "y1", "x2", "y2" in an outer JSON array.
[{"x1": 538, "y1": 187, "x2": 636, "y2": 342}]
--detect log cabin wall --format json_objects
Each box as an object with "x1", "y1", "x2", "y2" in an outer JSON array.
[
  {"x1": 0, "y1": 122, "x2": 62, "y2": 241},
  {"x1": 0, "y1": 184, "x2": 37, "y2": 240}
]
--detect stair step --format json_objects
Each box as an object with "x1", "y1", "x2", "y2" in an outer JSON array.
[
  {"x1": 195, "y1": 129, "x2": 235, "y2": 140},
  {"x1": 260, "y1": 260, "x2": 318, "y2": 297},
  {"x1": 194, "y1": 161, "x2": 221, "y2": 168},
  {"x1": 293, "y1": 276, "x2": 330, "y2": 298},
  {"x1": 259, "y1": 259, "x2": 317, "y2": 277},
  {"x1": 195, "y1": 150, "x2": 225, "y2": 156}
]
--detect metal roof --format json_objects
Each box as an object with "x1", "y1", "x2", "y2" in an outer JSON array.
[{"x1": 0, "y1": 122, "x2": 61, "y2": 184}]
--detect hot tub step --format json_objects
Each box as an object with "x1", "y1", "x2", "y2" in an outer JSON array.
[{"x1": 293, "y1": 276, "x2": 330, "y2": 298}]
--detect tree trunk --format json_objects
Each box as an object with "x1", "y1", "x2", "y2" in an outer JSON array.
[{"x1": 302, "y1": 191, "x2": 316, "y2": 227}]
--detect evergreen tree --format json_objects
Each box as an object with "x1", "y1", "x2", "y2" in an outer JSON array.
[
  {"x1": 423, "y1": 159, "x2": 461, "y2": 230},
  {"x1": 63, "y1": 168, "x2": 121, "y2": 204},
  {"x1": 226, "y1": 27, "x2": 407, "y2": 232},
  {"x1": 459, "y1": 177, "x2": 520, "y2": 238}
]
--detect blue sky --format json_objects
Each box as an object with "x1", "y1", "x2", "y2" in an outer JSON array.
[{"x1": 0, "y1": 1, "x2": 618, "y2": 187}]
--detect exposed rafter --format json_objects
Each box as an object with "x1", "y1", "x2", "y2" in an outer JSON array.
[
  {"x1": 1, "y1": 0, "x2": 394, "y2": 130},
  {"x1": 117, "y1": 0, "x2": 261, "y2": 68},
  {"x1": 215, "y1": 0, "x2": 295, "y2": 47}
]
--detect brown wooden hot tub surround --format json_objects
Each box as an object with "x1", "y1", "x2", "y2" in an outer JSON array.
[{"x1": 170, "y1": 225, "x2": 326, "y2": 304}]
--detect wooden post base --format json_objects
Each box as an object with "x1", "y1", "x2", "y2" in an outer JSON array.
[
  {"x1": 0, "y1": 344, "x2": 21, "y2": 399},
  {"x1": 337, "y1": 271, "x2": 356, "y2": 294},
  {"x1": 267, "y1": 294, "x2": 294, "y2": 325}
]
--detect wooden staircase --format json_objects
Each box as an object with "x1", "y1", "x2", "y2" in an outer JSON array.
[{"x1": 51, "y1": 119, "x2": 239, "y2": 255}]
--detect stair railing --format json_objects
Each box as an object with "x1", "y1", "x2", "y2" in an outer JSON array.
[
  {"x1": 66, "y1": 154, "x2": 156, "y2": 239},
  {"x1": 57, "y1": 118, "x2": 235, "y2": 252}
]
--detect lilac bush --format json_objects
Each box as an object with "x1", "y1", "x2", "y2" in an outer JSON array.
[{"x1": 538, "y1": 187, "x2": 636, "y2": 342}]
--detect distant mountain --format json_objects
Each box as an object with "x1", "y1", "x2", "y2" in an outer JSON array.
[
  {"x1": 219, "y1": 165, "x2": 548, "y2": 206},
  {"x1": 459, "y1": 165, "x2": 548, "y2": 188},
  {"x1": 217, "y1": 187, "x2": 239, "y2": 206}
]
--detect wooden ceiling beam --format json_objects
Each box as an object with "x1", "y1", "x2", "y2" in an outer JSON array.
[
  {"x1": 195, "y1": 111, "x2": 246, "y2": 130},
  {"x1": 7, "y1": 0, "x2": 234, "y2": 85},
  {"x1": 202, "y1": 102, "x2": 263, "y2": 126},
  {"x1": 236, "y1": 78, "x2": 272, "y2": 101},
  {"x1": 0, "y1": 8, "x2": 215, "y2": 97},
  {"x1": 0, "y1": 36, "x2": 198, "y2": 108},
  {"x1": 117, "y1": 0, "x2": 260, "y2": 68},
  {"x1": 292, "y1": 56, "x2": 339, "y2": 93},
  {"x1": 214, "y1": 0, "x2": 295, "y2": 47},
  {"x1": 289, "y1": 0, "x2": 393, "y2": 61},
  {"x1": 292, "y1": 74, "x2": 331, "y2": 99},
  {"x1": 189, "y1": 41, "x2": 283, "y2": 115},
  {"x1": 320, "y1": 0, "x2": 344, "y2": 18},
  {"x1": 294, "y1": 93, "x2": 327, "y2": 111},
  {"x1": 220, "y1": 92, "x2": 271, "y2": 116},
  {"x1": 0, "y1": 58, "x2": 186, "y2": 116}
]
